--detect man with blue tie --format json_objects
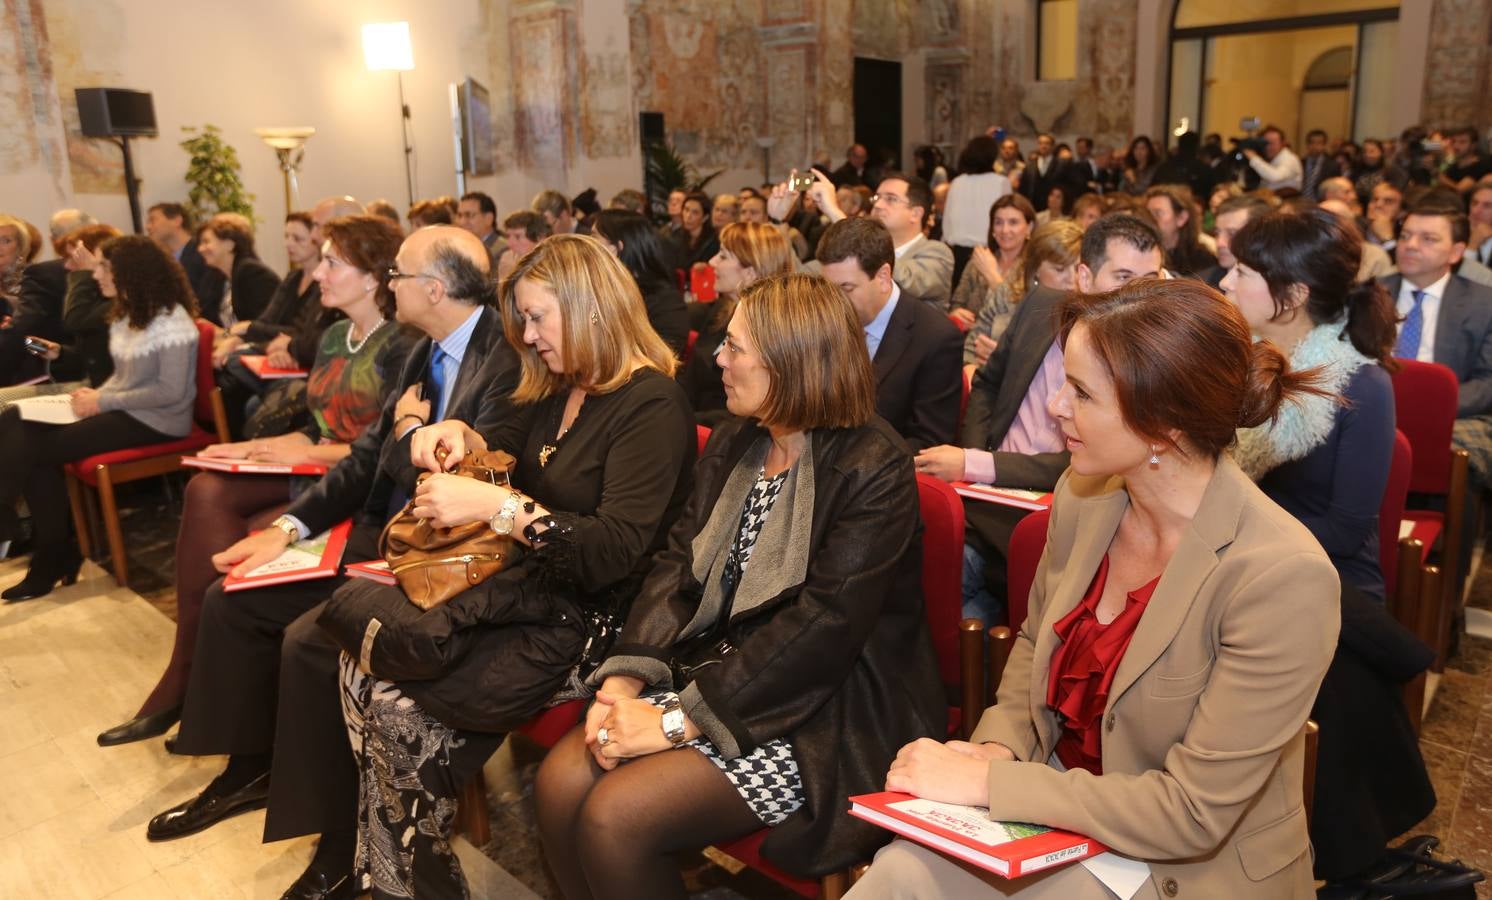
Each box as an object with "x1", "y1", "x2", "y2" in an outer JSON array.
[
  {"x1": 149, "y1": 226, "x2": 529, "y2": 900},
  {"x1": 1383, "y1": 200, "x2": 1492, "y2": 418}
]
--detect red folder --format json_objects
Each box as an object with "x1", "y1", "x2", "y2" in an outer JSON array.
[
  {"x1": 223, "y1": 520, "x2": 352, "y2": 592},
  {"x1": 182, "y1": 455, "x2": 327, "y2": 476},
  {"x1": 344, "y1": 559, "x2": 396, "y2": 586},
  {"x1": 240, "y1": 355, "x2": 309, "y2": 379},
  {"x1": 950, "y1": 483, "x2": 1054, "y2": 511}
]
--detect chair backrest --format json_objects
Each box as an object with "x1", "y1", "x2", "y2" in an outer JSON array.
[
  {"x1": 917, "y1": 473, "x2": 966, "y2": 692},
  {"x1": 1007, "y1": 508, "x2": 1051, "y2": 634},
  {"x1": 696, "y1": 424, "x2": 711, "y2": 456},
  {"x1": 1391, "y1": 359, "x2": 1459, "y2": 494},
  {"x1": 958, "y1": 368, "x2": 971, "y2": 435},
  {"x1": 191, "y1": 318, "x2": 217, "y2": 427},
  {"x1": 1378, "y1": 430, "x2": 1413, "y2": 596}
]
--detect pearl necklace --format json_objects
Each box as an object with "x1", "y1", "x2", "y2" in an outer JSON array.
[{"x1": 346, "y1": 317, "x2": 386, "y2": 354}]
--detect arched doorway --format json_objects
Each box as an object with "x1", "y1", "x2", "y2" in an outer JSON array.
[{"x1": 1167, "y1": 1, "x2": 1400, "y2": 144}]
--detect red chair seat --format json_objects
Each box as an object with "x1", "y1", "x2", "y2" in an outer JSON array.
[
  {"x1": 1403, "y1": 513, "x2": 1444, "y2": 563},
  {"x1": 64, "y1": 428, "x2": 219, "y2": 486},
  {"x1": 714, "y1": 830, "x2": 820, "y2": 898},
  {"x1": 516, "y1": 699, "x2": 586, "y2": 749}
]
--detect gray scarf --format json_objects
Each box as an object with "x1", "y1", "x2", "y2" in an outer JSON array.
[{"x1": 680, "y1": 434, "x2": 816, "y2": 639}]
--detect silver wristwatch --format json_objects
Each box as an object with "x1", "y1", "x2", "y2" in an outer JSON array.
[
  {"x1": 659, "y1": 692, "x2": 687, "y2": 746},
  {"x1": 488, "y1": 493, "x2": 523, "y2": 536}
]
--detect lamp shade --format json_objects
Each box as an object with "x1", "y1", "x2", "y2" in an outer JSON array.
[{"x1": 363, "y1": 22, "x2": 414, "y2": 71}]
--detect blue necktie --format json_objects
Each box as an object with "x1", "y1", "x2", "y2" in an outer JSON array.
[
  {"x1": 1395, "y1": 290, "x2": 1426, "y2": 359},
  {"x1": 428, "y1": 344, "x2": 449, "y2": 422}
]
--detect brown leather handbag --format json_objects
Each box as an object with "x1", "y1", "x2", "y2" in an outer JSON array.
[{"x1": 379, "y1": 446, "x2": 524, "y2": 610}]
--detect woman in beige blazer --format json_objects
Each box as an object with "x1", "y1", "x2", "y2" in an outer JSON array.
[{"x1": 849, "y1": 279, "x2": 1341, "y2": 899}]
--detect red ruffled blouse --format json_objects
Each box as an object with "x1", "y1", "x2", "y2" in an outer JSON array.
[{"x1": 1046, "y1": 554, "x2": 1159, "y2": 776}]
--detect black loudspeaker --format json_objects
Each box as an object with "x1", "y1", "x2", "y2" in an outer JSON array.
[
  {"x1": 639, "y1": 111, "x2": 665, "y2": 145},
  {"x1": 76, "y1": 88, "x2": 158, "y2": 138}
]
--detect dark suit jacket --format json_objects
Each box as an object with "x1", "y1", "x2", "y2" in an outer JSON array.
[
  {"x1": 178, "y1": 239, "x2": 215, "y2": 308},
  {"x1": 1380, "y1": 272, "x2": 1492, "y2": 416},
  {"x1": 1019, "y1": 156, "x2": 1069, "y2": 211},
  {"x1": 284, "y1": 305, "x2": 528, "y2": 535},
  {"x1": 872, "y1": 293, "x2": 962, "y2": 452},
  {"x1": 0, "y1": 259, "x2": 67, "y2": 385}
]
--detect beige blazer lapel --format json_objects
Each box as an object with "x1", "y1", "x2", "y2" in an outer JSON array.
[
  {"x1": 1105, "y1": 458, "x2": 1250, "y2": 706},
  {"x1": 1028, "y1": 484, "x2": 1128, "y2": 759}
]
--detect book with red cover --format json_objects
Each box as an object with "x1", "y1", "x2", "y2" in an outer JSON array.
[
  {"x1": 240, "y1": 354, "x2": 310, "y2": 379},
  {"x1": 690, "y1": 266, "x2": 717, "y2": 303},
  {"x1": 182, "y1": 455, "x2": 328, "y2": 476},
  {"x1": 951, "y1": 482, "x2": 1055, "y2": 511},
  {"x1": 848, "y1": 792, "x2": 1104, "y2": 878},
  {"x1": 222, "y1": 520, "x2": 352, "y2": 592},
  {"x1": 345, "y1": 559, "x2": 396, "y2": 586}
]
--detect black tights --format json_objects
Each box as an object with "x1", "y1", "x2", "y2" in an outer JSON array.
[{"x1": 534, "y1": 725, "x2": 764, "y2": 900}]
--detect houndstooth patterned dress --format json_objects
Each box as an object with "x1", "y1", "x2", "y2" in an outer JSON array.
[{"x1": 633, "y1": 467, "x2": 806, "y2": 827}]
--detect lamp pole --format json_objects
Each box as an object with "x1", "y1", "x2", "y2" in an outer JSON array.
[{"x1": 398, "y1": 71, "x2": 415, "y2": 207}]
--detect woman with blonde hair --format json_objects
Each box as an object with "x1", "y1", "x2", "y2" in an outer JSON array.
[
  {"x1": 680, "y1": 221, "x2": 794, "y2": 424},
  {"x1": 963, "y1": 219, "x2": 1083, "y2": 366},
  {"x1": 323, "y1": 233, "x2": 696, "y2": 898},
  {"x1": 534, "y1": 272, "x2": 944, "y2": 899},
  {"x1": 0, "y1": 214, "x2": 32, "y2": 316}
]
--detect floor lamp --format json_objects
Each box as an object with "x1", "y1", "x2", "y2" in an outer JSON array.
[
  {"x1": 254, "y1": 127, "x2": 315, "y2": 215},
  {"x1": 363, "y1": 22, "x2": 416, "y2": 207}
]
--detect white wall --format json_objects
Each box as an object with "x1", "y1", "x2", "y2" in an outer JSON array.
[{"x1": 25, "y1": 0, "x2": 498, "y2": 272}]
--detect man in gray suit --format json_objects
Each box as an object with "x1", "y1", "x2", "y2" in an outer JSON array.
[
  {"x1": 1383, "y1": 200, "x2": 1492, "y2": 417},
  {"x1": 913, "y1": 214, "x2": 1164, "y2": 620}
]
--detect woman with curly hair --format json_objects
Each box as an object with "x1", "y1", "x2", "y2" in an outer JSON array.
[{"x1": 0, "y1": 235, "x2": 199, "y2": 600}]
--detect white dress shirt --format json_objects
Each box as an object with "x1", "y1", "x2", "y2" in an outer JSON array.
[{"x1": 1248, "y1": 147, "x2": 1303, "y2": 192}]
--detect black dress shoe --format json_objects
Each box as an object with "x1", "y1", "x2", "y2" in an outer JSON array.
[
  {"x1": 164, "y1": 735, "x2": 180, "y2": 754},
  {"x1": 280, "y1": 866, "x2": 358, "y2": 900},
  {"x1": 98, "y1": 705, "x2": 182, "y2": 747},
  {"x1": 146, "y1": 771, "x2": 270, "y2": 841}
]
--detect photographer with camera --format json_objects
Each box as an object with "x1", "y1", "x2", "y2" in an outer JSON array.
[{"x1": 1243, "y1": 125, "x2": 1303, "y2": 192}]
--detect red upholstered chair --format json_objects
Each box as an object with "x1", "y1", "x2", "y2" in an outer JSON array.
[
  {"x1": 697, "y1": 424, "x2": 712, "y2": 455},
  {"x1": 64, "y1": 318, "x2": 229, "y2": 586},
  {"x1": 1390, "y1": 360, "x2": 1469, "y2": 669},
  {"x1": 685, "y1": 329, "x2": 699, "y2": 365},
  {"x1": 958, "y1": 368, "x2": 971, "y2": 435},
  {"x1": 948, "y1": 313, "x2": 969, "y2": 333}
]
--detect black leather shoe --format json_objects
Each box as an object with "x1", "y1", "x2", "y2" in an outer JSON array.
[
  {"x1": 280, "y1": 866, "x2": 358, "y2": 900},
  {"x1": 164, "y1": 735, "x2": 180, "y2": 754},
  {"x1": 98, "y1": 705, "x2": 182, "y2": 747},
  {"x1": 146, "y1": 771, "x2": 270, "y2": 841},
  {"x1": 1, "y1": 554, "x2": 83, "y2": 602}
]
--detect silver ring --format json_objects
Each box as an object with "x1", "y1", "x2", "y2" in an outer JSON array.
[{"x1": 597, "y1": 727, "x2": 610, "y2": 746}]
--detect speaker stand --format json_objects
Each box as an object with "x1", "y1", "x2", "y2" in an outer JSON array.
[{"x1": 113, "y1": 136, "x2": 144, "y2": 235}]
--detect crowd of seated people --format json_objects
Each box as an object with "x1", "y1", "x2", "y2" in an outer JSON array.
[{"x1": 4, "y1": 117, "x2": 1492, "y2": 900}]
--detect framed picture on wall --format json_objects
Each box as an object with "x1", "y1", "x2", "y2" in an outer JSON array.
[{"x1": 457, "y1": 77, "x2": 495, "y2": 176}]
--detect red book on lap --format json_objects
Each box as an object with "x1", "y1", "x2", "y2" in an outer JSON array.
[
  {"x1": 950, "y1": 482, "x2": 1054, "y2": 511},
  {"x1": 223, "y1": 520, "x2": 352, "y2": 592},
  {"x1": 847, "y1": 792, "x2": 1104, "y2": 878},
  {"x1": 181, "y1": 455, "x2": 328, "y2": 476},
  {"x1": 240, "y1": 355, "x2": 309, "y2": 379}
]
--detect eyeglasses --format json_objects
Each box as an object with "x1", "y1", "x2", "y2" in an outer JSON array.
[
  {"x1": 872, "y1": 193, "x2": 908, "y2": 207},
  {"x1": 386, "y1": 266, "x2": 442, "y2": 285}
]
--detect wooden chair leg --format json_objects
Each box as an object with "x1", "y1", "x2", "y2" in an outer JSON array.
[
  {"x1": 1404, "y1": 672, "x2": 1427, "y2": 736},
  {"x1": 958, "y1": 618, "x2": 985, "y2": 741},
  {"x1": 65, "y1": 473, "x2": 93, "y2": 561},
  {"x1": 456, "y1": 771, "x2": 491, "y2": 847},
  {"x1": 95, "y1": 466, "x2": 128, "y2": 586},
  {"x1": 820, "y1": 869, "x2": 853, "y2": 900}
]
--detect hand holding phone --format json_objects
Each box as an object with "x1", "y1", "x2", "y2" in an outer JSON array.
[{"x1": 24, "y1": 336, "x2": 59, "y2": 360}]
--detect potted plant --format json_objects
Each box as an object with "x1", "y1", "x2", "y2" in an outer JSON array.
[
  {"x1": 180, "y1": 125, "x2": 255, "y2": 223},
  {"x1": 646, "y1": 142, "x2": 723, "y2": 222}
]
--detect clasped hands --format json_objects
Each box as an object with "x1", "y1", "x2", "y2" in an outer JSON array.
[
  {"x1": 583, "y1": 676, "x2": 697, "y2": 770},
  {"x1": 69, "y1": 387, "x2": 101, "y2": 418}
]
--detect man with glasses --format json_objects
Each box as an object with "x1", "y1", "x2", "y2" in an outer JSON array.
[
  {"x1": 782, "y1": 169, "x2": 954, "y2": 308},
  {"x1": 148, "y1": 225, "x2": 525, "y2": 900}
]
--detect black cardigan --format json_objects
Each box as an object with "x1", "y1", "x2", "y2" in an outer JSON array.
[
  {"x1": 600, "y1": 417, "x2": 945, "y2": 876},
  {"x1": 242, "y1": 270, "x2": 329, "y2": 368}
]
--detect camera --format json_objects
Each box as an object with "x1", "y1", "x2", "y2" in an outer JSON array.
[{"x1": 1229, "y1": 136, "x2": 1268, "y2": 163}]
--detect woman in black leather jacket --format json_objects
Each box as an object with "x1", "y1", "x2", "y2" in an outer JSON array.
[{"x1": 534, "y1": 272, "x2": 945, "y2": 899}]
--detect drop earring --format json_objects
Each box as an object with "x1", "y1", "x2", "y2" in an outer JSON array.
[{"x1": 1149, "y1": 444, "x2": 1160, "y2": 468}]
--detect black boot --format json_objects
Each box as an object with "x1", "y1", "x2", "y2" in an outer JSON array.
[{"x1": 2, "y1": 546, "x2": 83, "y2": 602}]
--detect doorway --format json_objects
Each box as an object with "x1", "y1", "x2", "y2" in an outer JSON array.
[{"x1": 853, "y1": 57, "x2": 902, "y2": 180}]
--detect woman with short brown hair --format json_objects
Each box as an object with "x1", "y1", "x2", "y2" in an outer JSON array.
[
  {"x1": 197, "y1": 212, "x2": 280, "y2": 329},
  {"x1": 534, "y1": 272, "x2": 945, "y2": 899}
]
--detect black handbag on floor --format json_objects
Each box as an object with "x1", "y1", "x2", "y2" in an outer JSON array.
[{"x1": 1318, "y1": 835, "x2": 1484, "y2": 899}]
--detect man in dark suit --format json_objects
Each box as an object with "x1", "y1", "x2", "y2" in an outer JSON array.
[
  {"x1": 145, "y1": 202, "x2": 216, "y2": 307},
  {"x1": 912, "y1": 214, "x2": 1164, "y2": 618},
  {"x1": 1019, "y1": 133, "x2": 1067, "y2": 212},
  {"x1": 148, "y1": 227, "x2": 525, "y2": 898},
  {"x1": 1383, "y1": 200, "x2": 1492, "y2": 417},
  {"x1": 816, "y1": 217, "x2": 962, "y2": 452},
  {"x1": 831, "y1": 143, "x2": 871, "y2": 189}
]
